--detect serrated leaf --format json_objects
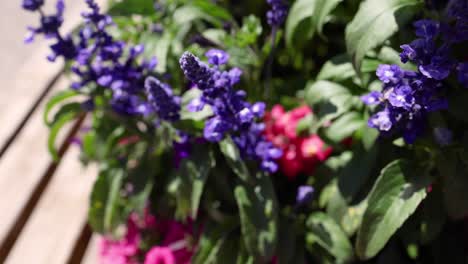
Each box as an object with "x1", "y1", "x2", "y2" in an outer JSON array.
[
  {"x1": 306, "y1": 212, "x2": 354, "y2": 263},
  {"x1": 356, "y1": 160, "x2": 430, "y2": 260},
  {"x1": 345, "y1": 0, "x2": 421, "y2": 71}
]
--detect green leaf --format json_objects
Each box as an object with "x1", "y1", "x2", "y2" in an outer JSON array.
[
  {"x1": 88, "y1": 167, "x2": 125, "y2": 234},
  {"x1": 306, "y1": 212, "x2": 354, "y2": 263},
  {"x1": 191, "y1": 0, "x2": 233, "y2": 21},
  {"x1": 317, "y1": 54, "x2": 356, "y2": 82},
  {"x1": 173, "y1": 5, "x2": 223, "y2": 27},
  {"x1": 108, "y1": 0, "x2": 155, "y2": 16},
  {"x1": 180, "y1": 147, "x2": 215, "y2": 218},
  {"x1": 345, "y1": 0, "x2": 421, "y2": 71},
  {"x1": 324, "y1": 112, "x2": 363, "y2": 143},
  {"x1": 236, "y1": 15, "x2": 263, "y2": 47},
  {"x1": 235, "y1": 172, "x2": 278, "y2": 260},
  {"x1": 285, "y1": 0, "x2": 343, "y2": 48},
  {"x1": 305, "y1": 81, "x2": 357, "y2": 121},
  {"x1": 48, "y1": 112, "x2": 80, "y2": 160},
  {"x1": 219, "y1": 137, "x2": 251, "y2": 181},
  {"x1": 192, "y1": 218, "x2": 239, "y2": 264},
  {"x1": 337, "y1": 144, "x2": 378, "y2": 201},
  {"x1": 356, "y1": 160, "x2": 430, "y2": 260},
  {"x1": 44, "y1": 90, "x2": 79, "y2": 126}
]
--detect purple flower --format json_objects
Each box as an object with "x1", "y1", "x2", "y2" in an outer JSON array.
[
  {"x1": 180, "y1": 52, "x2": 281, "y2": 172},
  {"x1": 205, "y1": 49, "x2": 230, "y2": 65},
  {"x1": 376, "y1": 64, "x2": 404, "y2": 84},
  {"x1": 266, "y1": 0, "x2": 288, "y2": 27},
  {"x1": 22, "y1": 0, "x2": 44, "y2": 11},
  {"x1": 414, "y1": 19, "x2": 440, "y2": 40},
  {"x1": 387, "y1": 85, "x2": 415, "y2": 109},
  {"x1": 144, "y1": 77, "x2": 181, "y2": 122},
  {"x1": 204, "y1": 117, "x2": 230, "y2": 142},
  {"x1": 361, "y1": 91, "x2": 382, "y2": 105},
  {"x1": 368, "y1": 110, "x2": 393, "y2": 132},
  {"x1": 296, "y1": 186, "x2": 314, "y2": 205},
  {"x1": 457, "y1": 62, "x2": 468, "y2": 87}
]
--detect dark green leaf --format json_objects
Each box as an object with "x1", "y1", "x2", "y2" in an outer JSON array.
[
  {"x1": 180, "y1": 147, "x2": 215, "y2": 218},
  {"x1": 345, "y1": 0, "x2": 421, "y2": 71},
  {"x1": 88, "y1": 167, "x2": 125, "y2": 234},
  {"x1": 235, "y1": 172, "x2": 278, "y2": 260},
  {"x1": 338, "y1": 144, "x2": 378, "y2": 201},
  {"x1": 306, "y1": 212, "x2": 354, "y2": 263},
  {"x1": 286, "y1": 0, "x2": 343, "y2": 48},
  {"x1": 356, "y1": 160, "x2": 430, "y2": 260},
  {"x1": 437, "y1": 151, "x2": 468, "y2": 219},
  {"x1": 219, "y1": 137, "x2": 251, "y2": 181}
]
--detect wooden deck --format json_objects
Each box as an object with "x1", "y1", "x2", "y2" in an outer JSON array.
[{"x1": 0, "y1": 1, "x2": 106, "y2": 263}]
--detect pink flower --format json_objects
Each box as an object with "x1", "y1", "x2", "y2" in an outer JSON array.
[
  {"x1": 144, "y1": 247, "x2": 176, "y2": 264},
  {"x1": 99, "y1": 217, "x2": 140, "y2": 264}
]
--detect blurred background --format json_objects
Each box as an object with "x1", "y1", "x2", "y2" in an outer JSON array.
[{"x1": 0, "y1": 1, "x2": 106, "y2": 263}]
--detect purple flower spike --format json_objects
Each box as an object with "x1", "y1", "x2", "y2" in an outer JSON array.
[
  {"x1": 22, "y1": 0, "x2": 44, "y2": 11},
  {"x1": 205, "y1": 49, "x2": 230, "y2": 65}
]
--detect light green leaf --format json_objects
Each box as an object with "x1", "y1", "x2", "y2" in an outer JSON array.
[
  {"x1": 345, "y1": 0, "x2": 421, "y2": 71},
  {"x1": 317, "y1": 54, "x2": 356, "y2": 82},
  {"x1": 48, "y1": 112, "x2": 80, "y2": 160},
  {"x1": 44, "y1": 90, "x2": 80, "y2": 126},
  {"x1": 306, "y1": 212, "x2": 354, "y2": 263},
  {"x1": 356, "y1": 160, "x2": 430, "y2": 260},
  {"x1": 324, "y1": 112, "x2": 363, "y2": 143}
]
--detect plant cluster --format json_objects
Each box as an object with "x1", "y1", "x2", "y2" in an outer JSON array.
[{"x1": 22, "y1": 0, "x2": 468, "y2": 263}]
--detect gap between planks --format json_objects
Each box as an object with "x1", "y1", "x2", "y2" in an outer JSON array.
[
  {"x1": 4, "y1": 145, "x2": 98, "y2": 264},
  {"x1": 0, "y1": 76, "x2": 83, "y2": 262}
]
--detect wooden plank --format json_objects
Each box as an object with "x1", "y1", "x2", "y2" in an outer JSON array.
[
  {"x1": 81, "y1": 235, "x2": 101, "y2": 264},
  {"x1": 4, "y1": 147, "x2": 97, "y2": 264},
  {"x1": 0, "y1": 0, "x2": 107, "y2": 157},
  {"x1": 0, "y1": 77, "x2": 79, "y2": 260}
]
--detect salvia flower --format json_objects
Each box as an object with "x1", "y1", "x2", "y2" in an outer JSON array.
[
  {"x1": 266, "y1": 0, "x2": 288, "y2": 27},
  {"x1": 22, "y1": 0, "x2": 44, "y2": 12},
  {"x1": 144, "y1": 77, "x2": 181, "y2": 122},
  {"x1": 296, "y1": 185, "x2": 314, "y2": 206},
  {"x1": 205, "y1": 49, "x2": 230, "y2": 66},
  {"x1": 179, "y1": 51, "x2": 282, "y2": 173},
  {"x1": 363, "y1": 3, "x2": 468, "y2": 143}
]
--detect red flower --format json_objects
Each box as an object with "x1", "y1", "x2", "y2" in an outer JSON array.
[{"x1": 264, "y1": 105, "x2": 332, "y2": 179}]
